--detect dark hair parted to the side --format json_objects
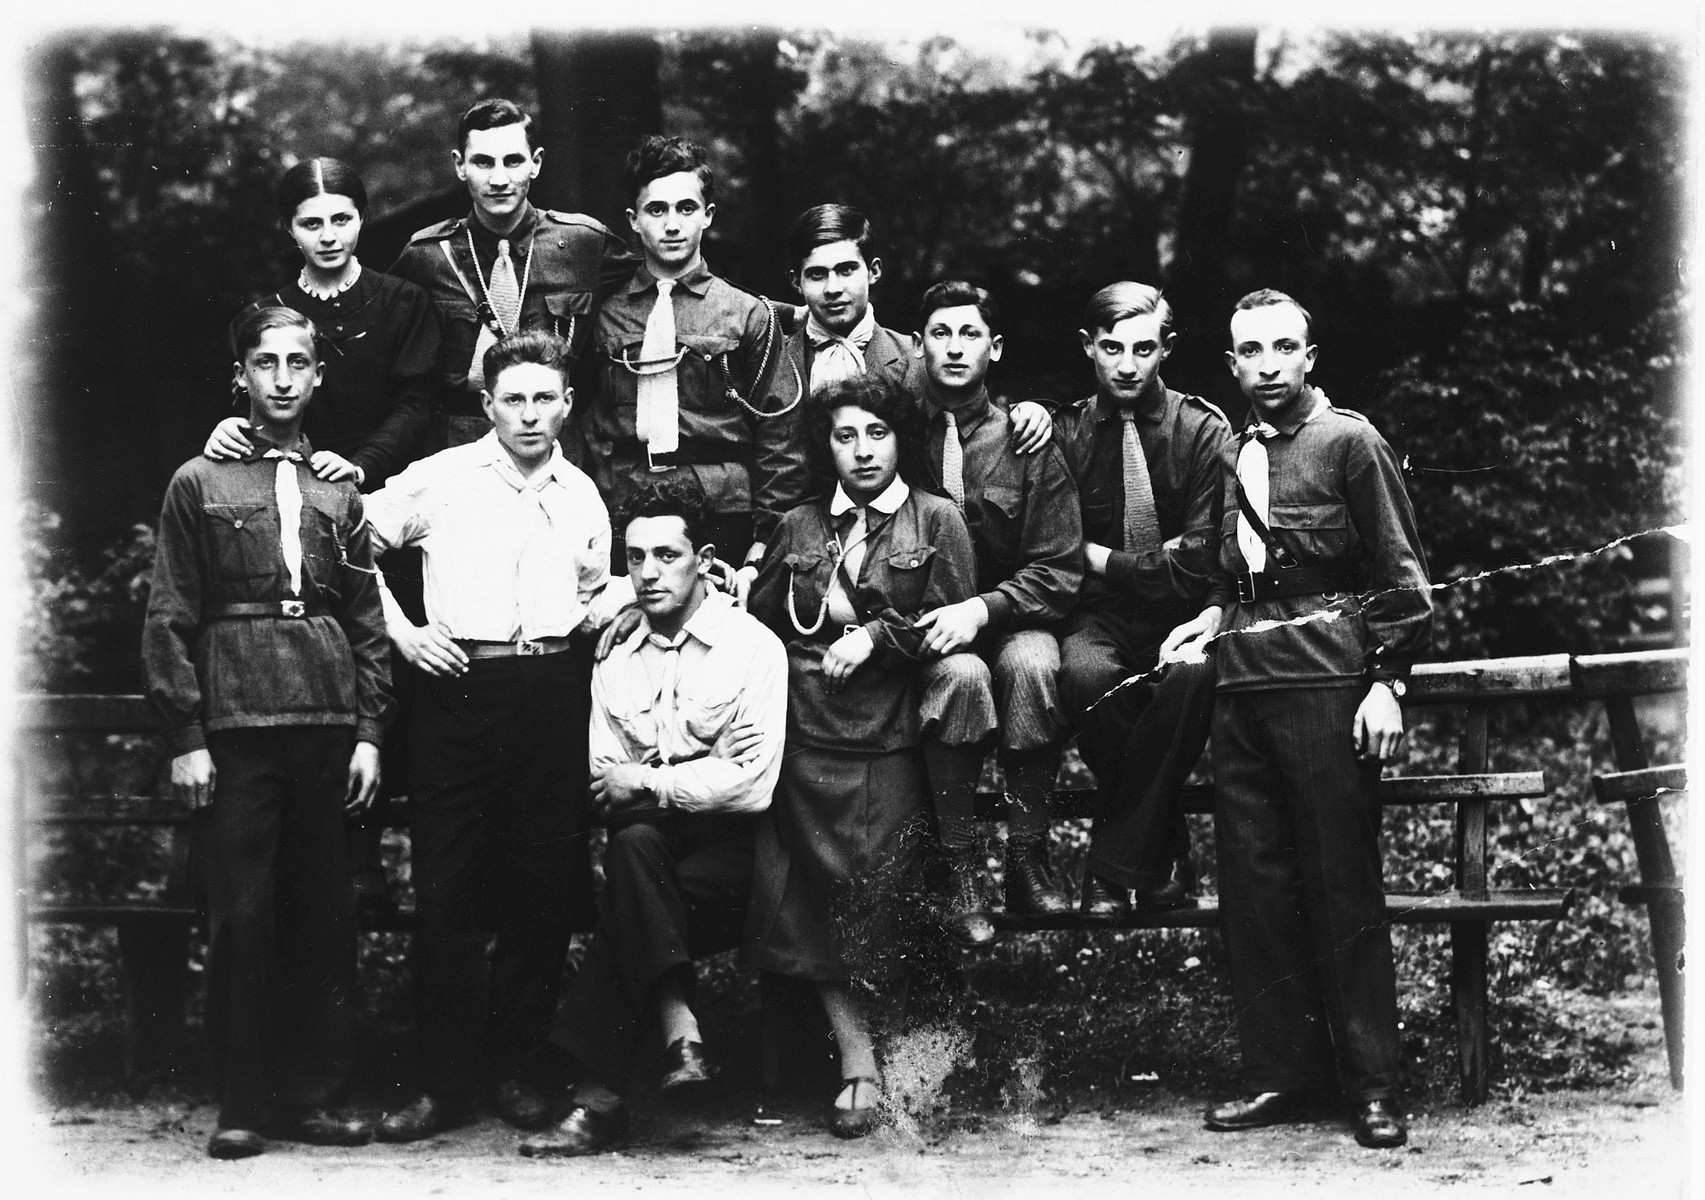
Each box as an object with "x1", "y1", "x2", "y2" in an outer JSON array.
[
  {"x1": 624, "y1": 135, "x2": 714, "y2": 205},
  {"x1": 457, "y1": 98, "x2": 537, "y2": 152},
  {"x1": 917, "y1": 280, "x2": 1001, "y2": 336},
  {"x1": 1083, "y1": 281, "x2": 1172, "y2": 339},
  {"x1": 233, "y1": 306, "x2": 319, "y2": 361},
  {"x1": 786, "y1": 204, "x2": 876, "y2": 274},
  {"x1": 800, "y1": 373, "x2": 928, "y2": 495},
  {"x1": 276, "y1": 157, "x2": 369, "y2": 224},
  {"x1": 1232, "y1": 288, "x2": 1313, "y2": 341},
  {"x1": 616, "y1": 478, "x2": 716, "y2": 553},
  {"x1": 481, "y1": 329, "x2": 573, "y2": 391}
]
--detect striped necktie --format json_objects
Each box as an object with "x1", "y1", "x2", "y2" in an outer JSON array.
[{"x1": 1120, "y1": 410, "x2": 1160, "y2": 552}]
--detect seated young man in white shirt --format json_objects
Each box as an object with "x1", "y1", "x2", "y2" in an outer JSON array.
[
  {"x1": 362, "y1": 329, "x2": 629, "y2": 1142},
  {"x1": 520, "y1": 479, "x2": 786, "y2": 1157}
]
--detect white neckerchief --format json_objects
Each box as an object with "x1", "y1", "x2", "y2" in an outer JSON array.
[
  {"x1": 806, "y1": 305, "x2": 877, "y2": 392},
  {"x1": 1236, "y1": 389, "x2": 1328, "y2": 574},
  {"x1": 261, "y1": 446, "x2": 306, "y2": 596}
]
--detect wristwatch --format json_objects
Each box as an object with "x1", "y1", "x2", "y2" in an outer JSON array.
[{"x1": 1377, "y1": 678, "x2": 1408, "y2": 699}]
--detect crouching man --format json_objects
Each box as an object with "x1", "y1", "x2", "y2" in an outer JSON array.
[
  {"x1": 520, "y1": 480, "x2": 786, "y2": 1156},
  {"x1": 142, "y1": 306, "x2": 391, "y2": 1158}
]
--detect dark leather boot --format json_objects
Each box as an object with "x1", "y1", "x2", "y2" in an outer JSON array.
[
  {"x1": 1003, "y1": 836, "x2": 1069, "y2": 916},
  {"x1": 943, "y1": 846, "x2": 995, "y2": 946}
]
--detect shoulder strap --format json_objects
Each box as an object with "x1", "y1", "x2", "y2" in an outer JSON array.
[{"x1": 1233, "y1": 472, "x2": 1298, "y2": 570}]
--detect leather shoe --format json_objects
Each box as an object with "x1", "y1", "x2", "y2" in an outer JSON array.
[
  {"x1": 273, "y1": 1106, "x2": 373, "y2": 1146},
  {"x1": 494, "y1": 1079, "x2": 552, "y2": 1130},
  {"x1": 376, "y1": 1093, "x2": 476, "y2": 1143},
  {"x1": 207, "y1": 1126, "x2": 266, "y2": 1159},
  {"x1": 1204, "y1": 1090, "x2": 1317, "y2": 1131},
  {"x1": 943, "y1": 849, "x2": 995, "y2": 947},
  {"x1": 1134, "y1": 877, "x2": 1191, "y2": 911},
  {"x1": 1079, "y1": 873, "x2": 1129, "y2": 921},
  {"x1": 1003, "y1": 841, "x2": 1069, "y2": 916},
  {"x1": 1353, "y1": 1098, "x2": 1408, "y2": 1148},
  {"x1": 659, "y1": 1038, "x2": 718, "y2": 1091},
  {"x1": 518, "y1": 1103, "x2": 631, "y2": 1157},
  {"x1": 828, "y1": 1077, "x2": 882, "y2": 1139}
]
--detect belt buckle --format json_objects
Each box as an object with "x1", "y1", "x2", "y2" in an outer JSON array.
[
  {"x1": 280, "y1": 599, "x2": 307, "y2": 618},
  {"x1": 517, "y1": 639, "x2": 545, "y2": 656},
  {"x1": 843, "y1": 624, "x2": 860, "y2": 637},
  {"x1": 1235, "y1": 573, "x2": 1256, "y2": 604}
]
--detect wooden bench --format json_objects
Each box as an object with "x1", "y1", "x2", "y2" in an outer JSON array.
[
  {"x1": 1580, "y1": 648, "x2": 1689, "y2": 1090},
  {"x1": 975, "y1": 653, "x2": 1586, "y2": 1106}
]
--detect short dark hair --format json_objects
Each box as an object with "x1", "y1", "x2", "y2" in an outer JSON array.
[
  {"x1": 1082, "y1": 281, "x2": 1172, "y2": 339},
  {"x1": 1231, "y1": 288, "x2": 1313, "y2": 341},
  {"x1": 616, "y1": 478, "x2": 715, "y2": 553},
  {"x1": 624, "y1": 134, "x2": 714, "y2": 205},
  {"x1": 917, "y1": 280, "x2": 1000, "y2": 336},
  {"x1": 233, "y1": 305, "x2": 318, "y2": 361},
  {"x1": 457, "y1": 98, "x2": 537, "y2": 152},
  {"x1": 276, "y1": 157, "x2": 369, "y2": 224},
  {"x1": 801, "y1": 373, "x2": 928, "y2": 495},
  {"x1": 786, "y1": 204, "x2": 875, "y2": 274},
  {"x1": 482, "y1": 329, "x2": 572, "y2": 390}
]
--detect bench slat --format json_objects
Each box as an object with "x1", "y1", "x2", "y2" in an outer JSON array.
[
  {"x1": 1573, "y1": 649, "x2": 1689, "y2": 699},
  {"x1": 13, "y1": 694, "x2": 157, "y2": 733},
  {"x1": 30, "y1": 904, "x2": 198, "y2": 924},
  {"x1": 988, "y1": 888, "x2": 1573, "y2": 932},
  {"x1": 1592, "y1": 764, "x2": 1688, "y2": 804},
  {"x1": 1408, "y1": 655, "x2": 1574, "y2": 704}
]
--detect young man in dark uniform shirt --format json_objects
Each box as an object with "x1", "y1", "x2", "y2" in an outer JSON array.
[
  {"x1": 390, "y1": 99, "x2": 638, "y2": 449},
  {"x1": 1053, "y1": 282, "x2": 1231, "y2": 918},
  {"x1": 1176, "y1": 289, "x2": 1431, "y2": 1150},
  {"x1": 577, "y1": 134, "x2": 796, "y2": 580},
  {"x1": 909, "y1": 281, "x2": 1085, "y2": 936},
  {"x1": 143, "y1": 306, "x2": 391, "y2": 1159}
]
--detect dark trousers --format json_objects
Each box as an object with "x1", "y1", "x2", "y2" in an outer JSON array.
[
  {"x1": 199, "y1": 726, "x2": 357, "y2": 1128},
  {"x1": 408, "y1": 647, "x2": 595, "y2": 1095},
  {"x1": 551, "y1": 811, "x2": 756, "y2": 1092},
  {"x1": 1059, "y1": 607, "x2": 1212, "y2": 888},
  {"x1": 1213, "y1": 687, "x2": 1401, "y2": 1103}
]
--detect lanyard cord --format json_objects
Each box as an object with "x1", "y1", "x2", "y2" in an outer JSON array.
[
  {"x1": 786, "y1": 516, "x2": 874, "y2": 636},
  {"x1": 465, "y1": 227, "x2": 536, "y2": 336}
]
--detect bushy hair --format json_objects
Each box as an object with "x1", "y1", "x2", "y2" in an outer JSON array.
[
  {"x1": 624, "y1": 134, "x2": 714, "y2": 205},
  {"x1": 1232, "y1": 288, "x2": 1313, "y2": 341},
  {"x1": 1082, "y1": 281, "x2": 1172, "y2": 339},
  {"x1": 800, "y1": 373, "x2": 928, "y2": 495},
  {"x1": 276, "y1": 157, "x2": 368, "y2": 224},
  {"x1": 457, "y1": 98, "x2": 536, "y2": 152},
  {"x1": 786, "y1": 203, "x2": 875, "y2": 274},
  {"x1": 917, "y1": 280, "x2": 1000, "y2": 336},
  {"x1": 482, "y1": 329, "x2": 572, "y2": 390},
  {"x1": 232, "y1": 305, "x2": 318, "y2": 361},
  {"x1": 616, "y1": 478, "x2": 715, "y2": 553}
]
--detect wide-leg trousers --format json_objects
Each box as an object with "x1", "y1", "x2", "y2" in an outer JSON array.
[
  {"x1": 408, "y1": 647, "x2": 595, "y2": 1095},
  {"x1": 200, "y1": 725, "x2": 357, "y2": 1128},
  {"x1": 1212, "y1": 686, "x2": 1401, "y2": 1102}
]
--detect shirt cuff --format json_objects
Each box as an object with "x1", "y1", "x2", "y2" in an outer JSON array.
[
  {"x1": 644, "y1": 764, "x2": 671, "y2": 809},
  {"x1": 979, "y1": 591, "x2": 1012, "y2": 635},
  {"x1": 166, "y1": 724, "x2": 206, "y2": 757},
  {"x1": 356, "y1": 718, "x2": 387, "y2": 748},
  {"x1": 1366, "y1": 646, "x2": 1414, "y2": 684}
]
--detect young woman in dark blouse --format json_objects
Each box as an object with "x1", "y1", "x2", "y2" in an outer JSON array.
[
  {"x1": 745, "y1": 373, "x2": 976, "y2": 1137},
  {"x1": 204, "y1": 158, "x2": 441, "y2": 491}
]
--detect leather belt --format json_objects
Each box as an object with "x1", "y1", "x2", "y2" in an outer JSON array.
[
  {"x1": 455, "y1": 636, "x2": 576, "y2": 659},
  {"x1": 1236, "y1": 565, "x2": 1357, "y2": 604},
  {"x1": 616, "y1": 438, "x2": 749, "y2": 471},
  {"x1": 207, "y1": 600, "x2": 328, "y2": 619}
]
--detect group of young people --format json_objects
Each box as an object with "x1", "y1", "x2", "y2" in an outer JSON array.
[{"x1": 141, "y1": 97, "x2": 1433, "y2": 1162}]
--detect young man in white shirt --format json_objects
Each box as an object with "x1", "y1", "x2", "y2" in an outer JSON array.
[
  {"x1": 521, "y1": 480, "x2": 786, "y2": 1157},
  {"x1": 362, "y1": 329, "x2": 625, "y2": 1141}
]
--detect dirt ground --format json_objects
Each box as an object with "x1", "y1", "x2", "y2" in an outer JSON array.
[{"x1": 20, "y1": 989, "x2": 1688, "y2": 1200}]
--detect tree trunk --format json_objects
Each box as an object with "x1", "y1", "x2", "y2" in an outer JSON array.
[
  {"x1": 531, "y1": 30, "x2": 663, "y2": 232},
  {"x1": 726, "y1": 31, "x2": 788, "y2": 296}
]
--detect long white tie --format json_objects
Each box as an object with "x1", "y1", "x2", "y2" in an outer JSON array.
[
  {"x1": 636, "y1": 278, "x2": 680, "y2": 457},
  {"x1": 470, "y1": 238, "x2": 524, "y2": 393},
  {"x1": 264, "y1": 450, "x2": 304, "y2": 596},
  {"x1": 941, "y1": 411, "x2": 966, "y2": 507},
  {"x1": 1236, "y1": 432, "x2": 1271, "y2": 574},
  {"x1": 513, "y1": 485, "x2": 556, "y2": 639}
]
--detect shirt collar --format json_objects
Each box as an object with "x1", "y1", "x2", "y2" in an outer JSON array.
[
  {"x1": 474, "y1": 429, "x2": 572, "y2": 487},
  {"x1": 1096, "y1": 379, "x2": 1171, "y2": 425},
  {"x1": 830, "y1": 475, "x2": 910, "y2": 517},
  {"x1": 639, "y1": 587, "x2": 734, "y2": 651},
  {"x1": 1249, "y1": 385, "x2": 1329, "y2": 439},
  {"x1": 243, "y1": 431, "x2": 314, "y2": 462},
  {"x1": 807, "y1": 304, "x2": 878, "y2": 350},
  {"x1": 466, "y1": 203, "x2": 538, "y2": 247},
  {"x1": 624, "y1": 260, "x2": 713, "y2": 299},
  {"x1": 923, "y1": 381, "x2": 992, "y2": 429}
]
